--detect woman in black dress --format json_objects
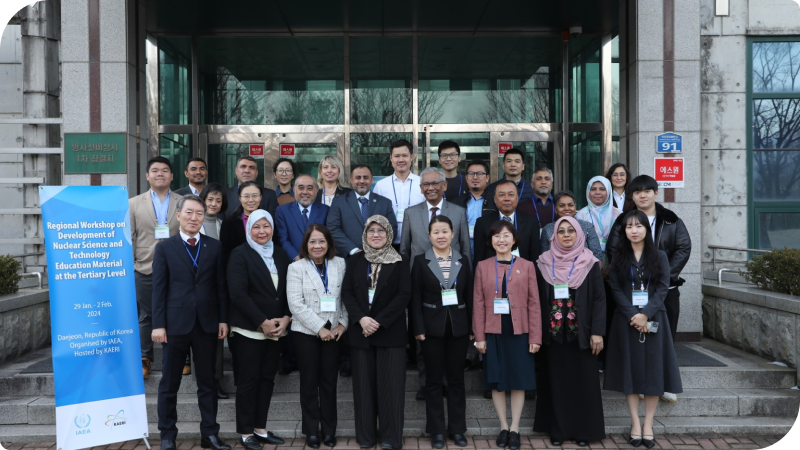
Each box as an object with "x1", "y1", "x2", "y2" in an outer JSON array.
[
  {"x1": 604, "y1": 210, "x2": 682, "y2": 449},
  {"x1": 533, "y1": 216, "x2": 606, "y2": 447}
]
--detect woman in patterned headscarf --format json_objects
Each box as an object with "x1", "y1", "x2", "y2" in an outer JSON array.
[
  {"x1": 576, "y1": 176, "x2": 622, "y2": 254},
  {"x1": 341, "y1": 215, "x2": 410, "y2": 450}
]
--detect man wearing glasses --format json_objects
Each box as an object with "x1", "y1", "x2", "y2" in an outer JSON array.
[
  {"x1": 438, "y1": 140, "x2": 469, "y2": 201},
  {"x1": 451, "y1": 160, "x2": 492, "y2": 257}
]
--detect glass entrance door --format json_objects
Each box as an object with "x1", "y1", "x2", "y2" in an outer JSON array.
[
  {"x1": 489, "y1": 131, "x2": 561, "y2": 189},
  {"x1": 265, "y1": 133, "x2": 345, "y2": 190}
]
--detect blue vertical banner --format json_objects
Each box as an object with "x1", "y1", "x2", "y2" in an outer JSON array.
[{"x1": 40, "y1": 186, "x2": 148, "y2": 450}]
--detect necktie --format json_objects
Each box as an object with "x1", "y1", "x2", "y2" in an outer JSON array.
[
  {"x1": 359, "y1": 197, "x2": 369, "y2": 223},
  {"x1": 430, "y1": 206, "x2": 439, "y2": 223},
  {"x1": 502, "y1": 216, "x2": 512, "y2": 223},
  {"x1": 187, "y1": 237, "x2": 197, "y2": 246},
  {"x1": 302, "y1": 208, "x2": 309, "y2": 229}
]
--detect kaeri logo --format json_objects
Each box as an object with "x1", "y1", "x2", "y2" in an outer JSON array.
[
  {"x1": 74, "y1": 414, "x2": 91, "y2": 435},
  {"x1": 105, "y1": 410, "x2": 128, "y2": 428}
]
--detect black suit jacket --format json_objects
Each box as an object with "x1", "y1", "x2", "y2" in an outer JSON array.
[
  {"x1": 410, "y1": 251, "x2": 473, "y2": 338},
  {"x1": 341, "y1": 253, "x2": 410, "y2": 349},
  {"x1": 326, "y1": 191, "x2": 398, "y2": 258},
  {"x1": 315, "y1": 185, "x2": 353, "y2": 204},
  {"x1": 224, "y1": 185, "x2": 278, "y2": 219},
  {"x1": 472, "y1": 210, "x2": 541, "y2": 271},
  {"x1": 151, "y1": 234, "x2": 228, "y2": 336},
  {"x1": 174, "y1": 185, "x2": 196, "y2": 196},
  {"x1": 219, "y1": 214, "x2": 247, "y2": 274},
  {"x1": 226, "y1": 243, "x2": 291, "y2": 331}
]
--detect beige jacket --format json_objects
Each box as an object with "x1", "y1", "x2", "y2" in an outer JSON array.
[{"x1": 129, "y1": 190, "x2": 181, "y2": 275}]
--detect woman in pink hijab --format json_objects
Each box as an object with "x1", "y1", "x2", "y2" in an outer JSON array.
[{"x1": 532, "y1": 216, "x2": 607, "y2": 447}]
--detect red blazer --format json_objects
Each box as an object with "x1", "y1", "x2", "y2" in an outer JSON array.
[{"x1": 472, "y1": 257, "x2": 542, "y2": 344}]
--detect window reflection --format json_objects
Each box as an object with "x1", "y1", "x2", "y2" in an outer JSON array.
[
  {"x1": 753, "y1": 151, "x2": 800, "y2": 200},
  {"x1": 758, "y1": 212, "x2": 800, "y2": 250},
  {"x1": 753, "y1": 42, "x2": 800, "y2": 93}
]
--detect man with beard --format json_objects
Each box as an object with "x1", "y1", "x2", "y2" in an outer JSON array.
[{"x1": 518, "y1": 167, "x2": 556, "y2": 230}]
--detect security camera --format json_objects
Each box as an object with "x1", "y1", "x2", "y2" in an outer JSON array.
[{"x1": 569, "y1": 26, "x2": 583, "y2": 38}]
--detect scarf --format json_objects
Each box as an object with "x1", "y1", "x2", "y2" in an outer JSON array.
[
  {"x1": 537, "y1": 216, "x2": 599, "y2": 289},
  {"x1": 361, "y1": 215, "x2": 402, "y2": 287},
  {"x1": 245, "y1": 209, "x2": 278, "y2": 274},
  {"x1": 575, "y1": 175, "x2": 621, "y2": 241}
]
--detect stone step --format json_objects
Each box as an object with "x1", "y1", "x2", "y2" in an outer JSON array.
[
  {"x1": 7, "y1": 388, "x2": 800, "y2": 426},
  {"x1": 0, "y1": 416, "x2": 796, "y2": 444}
]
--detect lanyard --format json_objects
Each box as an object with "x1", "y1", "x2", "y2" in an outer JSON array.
[
  {"x1": 517, "y1": 180, "x2": 525, "y2": 203},
  {"x1": 499, "y1": 213, "x2": 517, "y2": 230},
  {"x1": 310, "y1": 260, "x2": 329, "y2": 293},
  {"x1": 552, "y1": 257, "x2": 578, "y2": 285},
  {"x1": 442, "y1": 174, "x2": 463, "y2": 200},
  {"x1": 494, "y1": 256, "x2": 515, "y2": 297},
  {"x1": 587, "y1": 210, "x2": 607, "y2": 238},
  {"x1": 532, "y1": 195, "x2": 555, "y2": 228},
  {"x1": 152, "y1": 191, "x2": 170, "y2": 225},
  {"x1": 181, "y1": 235, "x2": 201, "y2": 269},
  {"x1": 441, "y1": 277, "x2": 458, "y2": 290},
  {"x1": 630, "y1": 265, "x2": 651, "y2": 292},
  {"x1": 391, "y1": 176, "x2": 413, "y2": 209}
]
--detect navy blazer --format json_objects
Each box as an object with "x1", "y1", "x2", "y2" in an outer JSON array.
[
  {"x1": 276, "y1": 201, "x2": 330, "y2": 260},
  {"x1": 151, "y1": 234, "x2": 228, "y2": 336},
  {"x1": 326, "y1": 191, "x2": 398, "y2": 258}
]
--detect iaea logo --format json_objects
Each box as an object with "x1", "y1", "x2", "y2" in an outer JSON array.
[{"x1": 74, "y1": 414, "x2": 92, "y2": 435}]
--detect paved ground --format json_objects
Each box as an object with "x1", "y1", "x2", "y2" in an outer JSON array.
[{"x1": 0, "y1": 434, "x2": 789, "y2": 450}]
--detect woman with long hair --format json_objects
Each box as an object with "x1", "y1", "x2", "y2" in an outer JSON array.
[
  {"x1": 315, "y1": 155, "x2": 352, "y2": 206},
  {"x1": 605, "y1": 163, "x2": 631, "y2": 211}
]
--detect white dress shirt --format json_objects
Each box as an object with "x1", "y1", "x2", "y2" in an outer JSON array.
[
  {"x1": 427, "y1": 199, "x2": 445, "y2": 222},
  {"x1": 373, "y1": 172, "x2": 425, "y2": 243}
]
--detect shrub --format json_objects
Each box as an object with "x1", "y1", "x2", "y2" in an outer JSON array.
[
  {"x1": 740, "y1": 247, "x2": 800, "y2": 296},
  {"x1": 0, "y1": 254, "x2": 21, "y2": 296}
]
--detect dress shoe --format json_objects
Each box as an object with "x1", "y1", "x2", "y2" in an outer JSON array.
[
  {"x1": 240, "y1": 436, "x2": 261, "y2": 450},
  {"x1": 183, "y1": 364, "x2": 192, "y2": 376},
  {"x1": 483, "y1": 389, "x2": 492, "y2": 399},
  {"x1": 450, "y1": 433, "x2": 469, "y2": 447},
  {"x1": 142, "y1": 358, "x2": 152, "y2": 379},
  {"x1": 577, "y1": 441, "x2": 589, "y2": 447},
  {"x1": 381, "y1": 442, "x2": 394, "y2": 449},
  {"x1": 550, "y1": 437, "x2": 563, "y2": 446},
  {"x1": 200, "y1": 434, "x2": 231, "y2": 450},
  {"x1": 359, "y1": 444, "x2": 375, "y2": 449},
  {"x1": 339, "y1": 362, "x2": 352, "y2": 377},
  {"x1": 254, "y1": 431, "x2": 285, "y2": 445},
  {"x1": 508, "y1": 431, "x2": 521, "y2": 450},
  {"x1": 628, "y1": 434, "x2": 643, "y2": 447},
  {"x1": 431, "y1": 434, "x2": 446, "y2": 449},
  {"x1": 496, "y1": 429, "x2": 510, "y2": 447},
  {"x1": 306, "y1": 435, "x2": 321, "y2": 449},
  {"x1": 161, "y1": 439, "x2": 176, "y2": 450},
  {"x1": 660, "y1": 392, "x2": 678, "y2": 402},
  {"x1": 642, "y1": 435, "x2": 656, "y2": 449},
  {"x1": 217, "y1": 384, "x2": 229, "y2": 399},
  {"x1": 416, "y1": 387, "x2": 425, "y2": 400},
  {"x1": 525, "y1": 390, "x2": 536, "y2": 400},
  {"x1": 323, "y1": 435, "x2": 337, "y2": 447}
]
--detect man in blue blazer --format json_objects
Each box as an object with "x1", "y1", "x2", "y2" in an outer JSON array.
[
  {"x1": 276, "y1": 174, "x2": 329, "y2": 261},
  {"x1": 327, "y1": 164, "x2": 398, "y2": 258},
  {"x1": 151, "y1": 195, "x2": 230, "y2": 450}
]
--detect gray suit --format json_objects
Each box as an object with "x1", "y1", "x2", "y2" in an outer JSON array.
[
  {"x1": 327, "y1": 191, "x2": 398, "y2": 258},
  {"x1": 399, "y1": 200, "x2": 472, "y2": 270}
]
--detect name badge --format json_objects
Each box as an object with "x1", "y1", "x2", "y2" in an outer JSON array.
[
  {"x1": 632, "y1": 291, "x2": 649, "y2": 307},
  {"x1": 396, "y1": 209, "x2": 405, "y2": 222},
  {"x1": 511, "y1": 248, "x2": 520, "y2": 257},
  {"x1": 320, "y1": 294, "x2": 337, "y2": 312},
  {"x1": 368, "y1": 288, "x2": 375, "y2": 305},
  {"x1": 599, "y1": 237, "x2": 607, "y2": 251},
  {"x1": 469, "y1": 225, "x2": 475, "y2": 239},
  {"x1": 154, "y1": 225, "x2": 169, "y2": 240},
  {"x1": 554, "y1": 284, "x2": 569, "y2": 299},
  {"x1": 441, "y1": 289, "x2": 458, "y2": 306},
  {"x1": 493, "y1": 298, "x2": 510, "y2": 314}
]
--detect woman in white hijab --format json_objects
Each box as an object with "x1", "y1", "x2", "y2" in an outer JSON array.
[{"x1": 576, "y1": 176, "x2": 622, "y2": 255}]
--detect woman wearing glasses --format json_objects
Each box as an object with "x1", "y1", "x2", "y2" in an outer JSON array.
[{"x1": 274, "y1": 158, "x2": 297, "y2": 206}]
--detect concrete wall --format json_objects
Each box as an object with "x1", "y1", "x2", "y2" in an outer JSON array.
[
  {"x1": 0, "y1": 25, "x2": 25, "y2": 257},
  {"x1": 0, "y1": 289, "x2": 50, "y2": 363}
]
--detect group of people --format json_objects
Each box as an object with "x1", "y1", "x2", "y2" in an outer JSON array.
[{"x1": 131, "y1": 139, "x2": 692, "y2": 450}]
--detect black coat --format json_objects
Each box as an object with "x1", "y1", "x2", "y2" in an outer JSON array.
[
  {"x1": 219, "y1": 214, "x2": 247, "y2": 273},
  {"x1": 224, "y1": 186, "x2": 279, "y2": 219},
  {"x1": 410, "y1": 250, "x2": 473, "y2": 338},
  {"x1": 341, "y1": 253, "x2": 410, "y2": 349},
  {"x1": 315, "y1": 185, "x2": 352, "y2": 204},
  {"x1": 606, "y1": 203, "x2": 691, "y2": 287},
  {"x1": 151, "y1": 235, "x2": 228, "y2": 336},
  {"x1": 226, "y1": 243, "x2": 291, "y2": 332},
  {"x1": 537, "y1": 262, "x2": 606, "y2": 350},
  {"x1": 472, "y1": 210, "x2": 541, "y2": 271}
]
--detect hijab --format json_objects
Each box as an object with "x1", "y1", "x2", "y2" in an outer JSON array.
[
  {"x1": 361, "y1": 215, "x2": 402, "y2": 265},
  {"x1": 245, "y1": 209, "x2": 278, "y2": 274},
  {"x1": 537, "y1": 216, "x2": 599, "y2": 289},
  {"x1": 575, "y1": 175, "x2": 621, "y2": 241}
]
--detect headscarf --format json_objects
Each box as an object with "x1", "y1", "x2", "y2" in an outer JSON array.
[
  {"x1": 575, "y1": 175, "x2": 621, "y2": 242},
  {"x1": 361, "y1": 215, "x2": 402, "y2": 265},
  {"x1": 245, "y1": 209, "x2": 278, "y2": 274},
  {"x1": 537, "y1": 216, "x2": 599, "y2": 289}
]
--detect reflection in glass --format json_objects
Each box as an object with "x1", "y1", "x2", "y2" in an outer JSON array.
[
  {"x1": 753, "y1": 99, "x2": 800, "y2": 150},
  {"x1": 159, "y1": 38, "x2": 191, "y2": 125},
  {"x1": 160, "y1": 134, "x2": 192, "y2": 191},
  {"x1": 570, "y1": 36, "x2": 601, "y2": 124},
  {"x1": 498, "y1": 141, "x2": 553, "y2": 184},
  {"x1": 758, "y1": 212, "x2": 800, "y2": 250},
  {"x1": 569, "y1": 132, "x2": 602, "y2": 209},
  {"x1": 428, "y1": 133, "x2": 491, "y2": 174},
  {"x1": 753, "y1": 151, "x2": 800, "y2": 200},
  {"x1": 351, "y1": 133, "x2": 413, "y2": 178},
  {"x1": 207, "y1": 144, "x2": 265, "y2": 189},
  {"x1": 753, "y1": 42, "x2": 800, "y2": 93},
  {"x1": 350, "y1": 38, "x2": 412, "y2": 124},
  {"x1": 286, "y1": 143, "x2": 339, "y2": 183}
]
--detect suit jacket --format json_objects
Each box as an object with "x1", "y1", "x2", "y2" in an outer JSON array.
[
  {"x1": 326, "y1": 191, "x2": 398, "y2": 258},
  {"x1": 174, "y1": 185, "x2": 199, "y2": 196},
  {"x1": 276, "y1": 202, "x2": 330, "y2": 260},
  {"x1": 400, "y1": 199, "x2": 471, "y2": 269},
  {"x1": 219, "y1": 214, "x2": 247, "y2": 273},
  {"x1": 226, "y1": 243, "x2": 291, "y2": 331},
  {"x1": 472, "y1": 211, "x2": 541, "y2": 271},
  {"x1": 151, "y1": 234, "x2": 228, "y2": 336},
  {"x1": 129, "y1": 191, "x2": 182, "y2": 275},
  {"x1": 341, "y1": 253, "x2": 410, "y2": 349},
  {"x1": 472, "y1": 257, "x2": 542, "y2": 344},
  {"x1": 224, "y1": 185, "x2": 278, "y2": 219},
  {"x1": 483, "y1": 177, "x2": 535, "y2": 212},
  {"x1": 315, "y1": 185, "x2": 353, "y2": 205},
  {"x1": 286, "y1": 256, "x2": 348, "y2": 335},
  {"x1": 410, "y1": 249, "x2": 472, "y2": 338}
]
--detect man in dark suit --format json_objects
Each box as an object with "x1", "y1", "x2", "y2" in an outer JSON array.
[
  {"x1": 151, "y1": 195, "x2": 230, "y2": 450},
  {"x1": 276, "y1": 174, "x2": 330, "y2": 261},
  {"x1": 327, "y1": 164, "x2": 398, "y2": 258},
  {"x1": 175, "y1": 158, "x2": 208, "y2": 196},
  {"x1": 483, "y1": 148, "x2": 535, "y2": 212},
  {"x1": 224, "y1": 155, "x2": 279, "y2": 219}
]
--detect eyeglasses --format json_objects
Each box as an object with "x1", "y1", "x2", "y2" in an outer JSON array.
[
  {"x1": 276, "y1": 169, "x2": 293, "y2": 175},
  {"x1": 420, "y1": 182, "x2": 443, "y2": 188},
  {"x1": 557, "y1": 228, "x2": 577, "y2": 235},
  {"x1": 366, "y1": 229, "x2": 387, "y2": 236},
  {"x1": 439, "y1": 152, "x2": 459, "y2": 160},
  {"x1": 611, "y1": 173, "x2": 626, "y2": 178},
  {"x1": 467, "y1": 171, "x2": 487, "y2": 178},
  {"x1": 241, "y1": 194, "x2": 261, "y2": 200}
]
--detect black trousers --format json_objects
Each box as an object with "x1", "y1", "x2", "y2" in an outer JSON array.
[
  {"x1": 135, "y1": 272, "x2": 154, "y2": 360},
  {"x1": 189, "y1": 339, "x2": 225, "y2": 380},
  {"x1": 234, "y1": 336, "x2": 281, "y2": 435},
  {"x1": 157, "y1": 320, "x2": 219, "y2": 440},
  {"x1": 422, "y1": 332, "x2": 469, "y2": 435},
  {"x1": 665, "y1": 287, "x2": 681, "y2": 343},
  {"x1": 280, "y1": 330, "x2": 298, "y2": 369},
  {"x1": 293, "y1": 331, "x2": 340, "y2": 436},
  {"x1": 351, "y1": 346, "x2": 406, "y2": 448}
]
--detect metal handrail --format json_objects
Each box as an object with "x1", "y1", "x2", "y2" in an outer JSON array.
[
  {"x1": 708, "y1": 245, "x2": 772, "y2": 285},
  {"x1": 10, "y1": 252, "x2": 45, "y2": 274}
]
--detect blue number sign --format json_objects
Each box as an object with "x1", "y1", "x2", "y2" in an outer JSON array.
[{"x1": 656, "y1": 133, "x2": 682, "y2": 153}]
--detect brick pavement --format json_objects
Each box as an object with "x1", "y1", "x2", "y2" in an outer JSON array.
[{"x1": 0, "y1": 435, "x2": 789, "y2": 450}]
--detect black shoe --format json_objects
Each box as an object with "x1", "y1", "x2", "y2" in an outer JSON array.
[
  {"x1": 240, "y1": 436, "x2": 261, "y2": 450},
  {"x1": 431, "y1": 434, "x2": 446, "y2": 449},
  {"x1": 381, "y1": 442, "x2": 394, "y2": 450},
  {"x1": 416, "y1": 387, "x2": 425, "y2": 400},
  {"x1": 577, "y1": 441, "x2": 589, "y2": 447},
  {"x1": 629, "y1": 434, "x2": 643, "y2": 448},
  {"x1": 217, "y1": 384, "x2": 229, "y2": 399},
  {"x1": 550, "y1": 437, "x2": 563, "y2": 446},
  {"x1": 483, "y1": 389, "x2": 492, "y2": 399},
  {"x1": 278, "y1": 364, "x2": 295, "y2": 375},
  {"x1": 306, "y1": 435, "x2": 321, "y2": 449},
  {"x1": 642, "y1": 435, "x2": 656, "y2": 449},
  {"x1": 508, "y1": 431, "x2": 520, "y2": 450},
  {"x1": 323, "y1": 435, "x2": 337, "y2": 447},
  {"x1": 161, "y1": 440, "x2": 177, "y2": 450},
  {"x1": 496, "y1": 429, "x2": 509, "y2": 447},
  {"x1": 254, "y1": 431, "x2": 285, "y2": 445},
  {"x1": 200, "y1": 435, "x2": 231, "y2": 450},
  {"x1": 360, "y1": 444, "x2": 374, "y2": 449},
  {"x1": 339, "y1": 362, "x2": 352, "y2": 377},
  {"x1": 525, "y1": 390, "x2": 536, "y2": 400},
  {"x1": 450, "y1": 433, "x2": 468, "y2": 447}
]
